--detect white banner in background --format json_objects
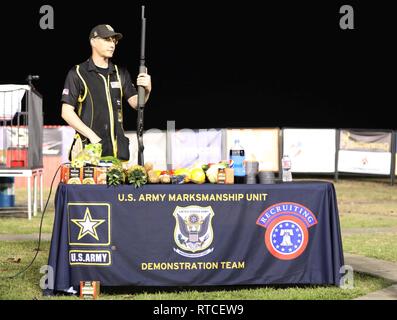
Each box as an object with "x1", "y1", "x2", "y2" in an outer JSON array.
[
  {"x1": 126, "y1": 130, "x2": 167, "y2": 170},
  {"x1": 226, "y1": 128, "x2": 279, "y2": 171},
  {"x1": 61, "y1": 126, "x2": 75, "y2": 163},
  {"x1": 283, "y1": 129, "x2": 336, "y2": 173},
  {"x1": 340, "y1": 130, "x2": 391, "y2": 152},
  {"x1": 338, "y1": 150, "x2": 391, "y2": 175},
  {"x1": 171, "y1": 129, "x2": 222, "y2": 169}
]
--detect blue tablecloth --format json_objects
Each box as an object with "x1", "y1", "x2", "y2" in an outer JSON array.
[{"x1": 46, "y1": 181, "x2": 344, "y2": 294}]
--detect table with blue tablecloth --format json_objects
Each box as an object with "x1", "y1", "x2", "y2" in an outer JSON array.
[{"x1": 46, "y1": 181, "x2": 344, "y2": 294}]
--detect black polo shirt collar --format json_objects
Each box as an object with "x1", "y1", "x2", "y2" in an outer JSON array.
[{"x1": 87, "y1": 57, "x2": 116, "y2": 74}]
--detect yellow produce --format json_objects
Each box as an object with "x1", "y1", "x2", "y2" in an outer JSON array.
[
  {"x1": 147, "y1": 170, "x2": 160, "y2": 184},
  {"x1": 190, "y1": 168, "x2": 206, "y2": 184},
  {"x1": 206, "y1": 164, "x2": 226, "y2": 183},
  {"x1": 174, "y1": 168, "x2": 191, "y2": 183},
  {"x1": 160, "y1": 174, "x2": 171, "y2": 184},
  {"x1": 154, "y1": 170, "x2": 162, "y2": 177}
]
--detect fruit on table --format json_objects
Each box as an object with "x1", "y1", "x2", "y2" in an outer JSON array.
[
  {"x1": 147, "y1": 170, "x2": 160, "y2": 183},
  {"x1": 174, "y1": 168, "x2": 191, "y2": 183},
  {"x1": 206, "y1": 163, "x2": 228, "y2": 183},
  {"x1": 159, "y1": 174, "x2": 171, "y2": 184},
  {"x1": 190, "y1": 168, "x2": 206, "y2": 184},
  {"x1": 144, "y1": 162, "x2": 154, "y2": 172},
  {"x1": 153, "y1": 170, "x2": 162, "y2": 177}
]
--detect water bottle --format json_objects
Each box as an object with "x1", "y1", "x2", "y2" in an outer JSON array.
[
  {"x1": 230, "y1": 139, "x2": 245, "y2": 184},
  {"x1": 281, "y1": 155, "x2": 292, "y2": 182}
]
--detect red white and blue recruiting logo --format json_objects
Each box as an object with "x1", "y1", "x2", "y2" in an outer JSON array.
[{"x1": 256, "y1": 202, "x2": 318, "y2": 260}]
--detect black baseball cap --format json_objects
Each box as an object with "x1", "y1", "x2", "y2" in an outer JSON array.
[{"x1": 89, "y1": 24, "x2": 123, "y2": 41}]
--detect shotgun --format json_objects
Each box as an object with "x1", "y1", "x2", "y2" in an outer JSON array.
[{"x1": 137, "y1": 5, "x2": 146, "y2": 165}]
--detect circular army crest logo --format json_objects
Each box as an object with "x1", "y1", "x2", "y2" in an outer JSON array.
[
  {"x1": 264, "y1": 216, "x2": 308, "y2": 260},
  {"x1": 256, "y1": 202, "x2": 317, "y2": 261}
]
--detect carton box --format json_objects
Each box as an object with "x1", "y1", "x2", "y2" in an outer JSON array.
[
  {"x1": 95, "y1": 167, "x2": 107, "y2": 184},
  {"x1": 82, "y1": 166, "x2": 95, "y2": 184},
  {"x1": 224, "y1": 168, "x2": 234, "y2": 184},
  {"x1": 60, "y1": 165, "x2": 81, "y2": 184},
  {"x1": 79, "y1": 281, "x2": 100, "y2": 299}
]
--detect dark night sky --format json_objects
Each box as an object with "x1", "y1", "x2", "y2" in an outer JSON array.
[{"x1": 1, "y1": 1, "x2": 396, "y2": 130}]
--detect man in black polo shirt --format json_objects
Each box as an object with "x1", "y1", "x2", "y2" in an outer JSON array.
[{"x1": 61, "y1": 24, "x2": 152, "y2": 160}]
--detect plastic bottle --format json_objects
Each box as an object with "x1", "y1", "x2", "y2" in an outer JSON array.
[
  {"x1": 230, "y1": 139, "x2": 246, "y2": 184},
  {"x1": 281, "y1": 155, "x2": 292, "y2": 182},
  {"x1": 217, "y1": 168, "x2": 226, "y2": 184}
]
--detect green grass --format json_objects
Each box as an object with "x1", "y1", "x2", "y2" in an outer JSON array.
[
  {"x1": 335, "y1": 179, "x2": 397, "y2": 218},
  {"x1": 0, "y1": 188, "x2": 55, "y2": 234},
  {"x1": 13, "y1": 187, "x2": 56, "y2": 207},
  {"x1": 334, "y1": 178, "x2": 397, "y2": 203},
  {"x1": 334, "y1": 179, "x2": 397, "y2": 261},
  {"x1": 340, "y1": 213, "x2": 397, "y2": 229},
  {"x1": 0, "y1": 241, "x2": 392, "y2": 300},
  {"x1": 339, "y1": 203, "x2": 397, "y2": 216},
  {"x1": 0, "y1": 241, "x2": 51, "y2": 300},
  {"x1": 343, "y1": 233, "x2": 397, "y2": 262},
  {"x1": 0, "y1": 212, "x2": 54, "y2": 235},
  {"x1": 119, "y1": 273, "x2": 390, "y2": 300}
]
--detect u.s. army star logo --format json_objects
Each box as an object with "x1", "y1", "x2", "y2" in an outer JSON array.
[{"x1": 71, "y1": 208, "x2": 105, "y2": 240}]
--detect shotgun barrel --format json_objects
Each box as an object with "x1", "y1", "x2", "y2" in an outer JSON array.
[{"x1": 137, "y1": 5, "x2": 146, "y2": 165}]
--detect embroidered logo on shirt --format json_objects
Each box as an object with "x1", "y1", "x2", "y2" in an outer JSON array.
[
  {"x1": 62, "y1": 88, "x2": 69, "y2": 95},
  {"x1": 110, "y1": 81, "x2": 121, "y2": 89}
]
